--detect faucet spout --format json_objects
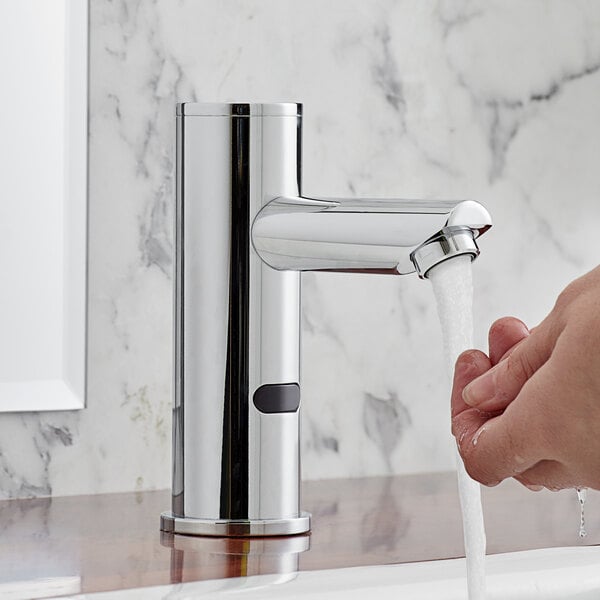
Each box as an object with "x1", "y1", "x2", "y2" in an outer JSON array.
[{"x1": 252, "y1": 196, "x2": 491, "y2": 275}]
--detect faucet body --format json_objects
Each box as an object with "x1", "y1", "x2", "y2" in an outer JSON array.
[{"x1": 160, "y1": 103, "x2": 491, "y2": 537}]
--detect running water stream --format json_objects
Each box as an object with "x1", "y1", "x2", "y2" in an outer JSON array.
[{"x1": 428, "y1": 255, "x2": 487, "y2": 600}]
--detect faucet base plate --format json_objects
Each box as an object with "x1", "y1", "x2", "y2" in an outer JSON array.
[{"x1": 160, "y1": 511, "x2": 311, "y2": 537}]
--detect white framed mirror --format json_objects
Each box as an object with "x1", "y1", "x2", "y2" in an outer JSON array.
[{"x1": 0, "y1": 0, "x2": 88, "y2": 411}]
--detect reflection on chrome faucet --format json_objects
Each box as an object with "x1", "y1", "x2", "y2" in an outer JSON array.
[
  {"x1": 160, "y1": 103, "x2": 492, "y2": 537},
  {"x1": 160, "y1": 532, "x2": 309, "y2": 584}
]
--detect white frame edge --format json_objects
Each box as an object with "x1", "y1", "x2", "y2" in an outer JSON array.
[
  {"x1": 61, "y1": 0, "x2": 88, "y2": 411},
  {"x1": 0, "y1": 0, "x2": 88, "y2": 413}
]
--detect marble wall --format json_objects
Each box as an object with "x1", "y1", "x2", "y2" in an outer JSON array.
[{"x1": 1, "y1": 0, "x2": 599, "y2": 498}]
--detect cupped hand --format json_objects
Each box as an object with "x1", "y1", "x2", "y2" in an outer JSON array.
[{"x1": 451, "y1": 266, "x2": 600, "y2": 491}]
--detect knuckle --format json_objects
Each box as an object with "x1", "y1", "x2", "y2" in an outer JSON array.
[
  {"x1": 461, "y1": 448, "x2": 499, "y2": 486},
  {"x1": 515, "y1": 474, "x2": 542, "y2": 490},
  {"x1": 504, "y1": 351, "x2": 535, "y2": 384},
  {"x1": 554, "y1": 280, "x2": 583, "y2": 313},
  {"x1": 554, "y1": 288, "x2": 572, "y2": 310},
  {"x1": 464, "y1": 462, "x2": 497, "y2": 486},
  {"x1": 489, "y1": 317, "x2": 510, "y2": 337}
]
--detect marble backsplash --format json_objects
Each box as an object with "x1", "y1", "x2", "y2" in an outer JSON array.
[{"x1": 1, "y1": 0, "x2": 599, "y2": 498}]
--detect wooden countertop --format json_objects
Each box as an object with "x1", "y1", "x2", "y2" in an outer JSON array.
[{"x1": 0, "y1": 473, "x2": 597, "y2": 597}]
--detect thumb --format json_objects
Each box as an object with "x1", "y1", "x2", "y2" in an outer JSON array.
[{"x1": 462, "y1": 325, "x2": 553, "y2": 412}]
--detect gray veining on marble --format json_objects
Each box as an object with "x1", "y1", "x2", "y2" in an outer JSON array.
[
  {"x1": 1, "y1": 0, "x2": 600, "y2": 498},
  {"x1": 363, "y1": 392, "x2": 411, "y2": 472}
]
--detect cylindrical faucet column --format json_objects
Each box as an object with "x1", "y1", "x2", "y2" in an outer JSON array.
[{"x1": 162, "y1": 103, "x2": 310, "y2": 536}]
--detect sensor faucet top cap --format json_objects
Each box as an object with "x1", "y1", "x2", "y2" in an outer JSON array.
[{"x1": 177, "y1": 102, "x2": 302, "y2": 117}]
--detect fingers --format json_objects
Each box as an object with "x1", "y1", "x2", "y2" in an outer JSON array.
[
  {"x1": 452, "y1": 316, "x2": 530, "y2": 422},
  {"x1": 451, "y1": 350, "x2": 491, "y2": 419},
  {"x1": 451, "y1": 350, "x2": 496, "y2": 466},
  {"x1": 457, "y1": 365, "x2": 554, "y2": 486},
  {"x1": 462, "y1": 326, "x2": 552, "y2": 413},
  {"x1": 457, "y1": 411, "x2": 542, "y2": 486},
  {"x1": 488, "y1": 317, "x2": 530, "y2": 365},
  {"x1": 451, "y1": 317, "x2": 557, "y2": 488}
]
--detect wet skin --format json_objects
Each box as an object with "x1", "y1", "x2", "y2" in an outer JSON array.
[{"x1": 451, "y1": 265, "x2": 600, "y2": 491}]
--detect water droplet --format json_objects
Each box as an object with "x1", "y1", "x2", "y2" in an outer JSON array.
[
  {"x1": 577, "y1": 487, "x2": 587, "y2": 538},
  {"x1": 472, "y1": 426, "x2": 486, "y2": 447}
]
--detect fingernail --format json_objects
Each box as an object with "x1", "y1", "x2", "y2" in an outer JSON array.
[{"x1": 463, "y1": 369, "x2": 496, "y2": 407}]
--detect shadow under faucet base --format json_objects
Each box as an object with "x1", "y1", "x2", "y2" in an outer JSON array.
[{"x1": 160, "y1": 511, "x2": 312, "y2": 537}]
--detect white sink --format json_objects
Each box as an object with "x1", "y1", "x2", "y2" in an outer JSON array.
[{"x1": 74, "y1": 546, "x2": 600, "y2": 599}]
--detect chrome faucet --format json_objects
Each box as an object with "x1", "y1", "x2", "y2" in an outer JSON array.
[{"x1": 160, "y1": 103, "x2": 492, "y2": 537}]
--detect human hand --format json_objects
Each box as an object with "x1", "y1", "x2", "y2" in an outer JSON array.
[{"x1": 451, "y1": 266, "x2": 600, "y2": 491}]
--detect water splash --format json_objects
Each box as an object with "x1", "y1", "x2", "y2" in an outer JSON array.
[
  {"x1": 577, "y1": 487, "x2": 587, "y2": 539},
  {"x1": 429, "y1": 255, "x2": 486, "y2": 600}
]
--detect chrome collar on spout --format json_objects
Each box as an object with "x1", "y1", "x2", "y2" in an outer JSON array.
[{"x1": 160, "y1": 102, "x2": 492, "y2": 538}]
